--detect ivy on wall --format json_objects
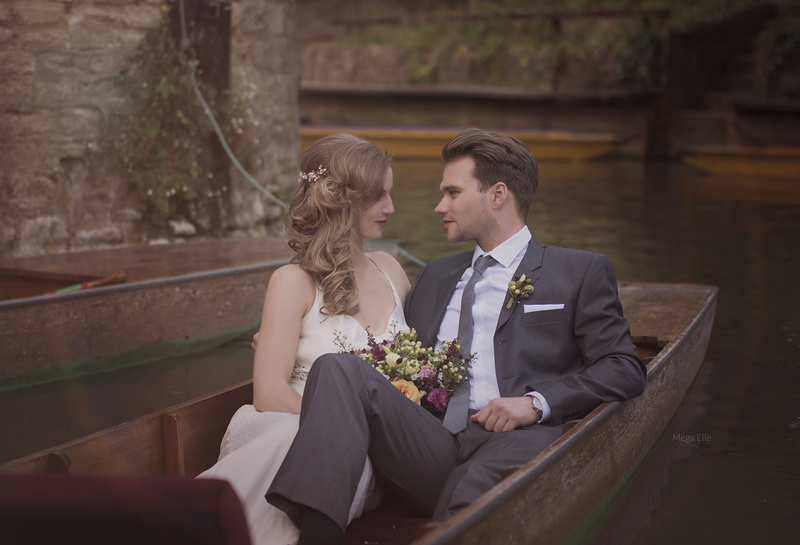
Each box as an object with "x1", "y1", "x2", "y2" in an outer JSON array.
[
  {"x1": 338, "y1": 0, "x2": 776, "y2": 89},
  {"x1": 341, "y1": 2, "x2": 669, "y2": 88},
  {"x1": 102, "y1": 4, "x2": 246, "y2": 237}
]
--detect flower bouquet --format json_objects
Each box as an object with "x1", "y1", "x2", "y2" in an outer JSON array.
[{"x1": 334, "y1": 325, "x2": 472, "y2": 413}]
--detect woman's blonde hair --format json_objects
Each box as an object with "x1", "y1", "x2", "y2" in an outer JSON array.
[{"x1": 287, "y1": 133, "x2": 391, "y2": 316}]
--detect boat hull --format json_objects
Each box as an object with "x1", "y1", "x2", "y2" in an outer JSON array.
[
  {"x1": 414, "y1": 283, "x2": 717, "y2": 545},
  {"x1": 0, "y1": 283, "x2": 718, "y2": 545},
  {"x1": 680, "y1": 145, "x2": 800, "y2": 178},
  {"x1": 0, "y1": 238, "x2": 292, "y2": 390}
]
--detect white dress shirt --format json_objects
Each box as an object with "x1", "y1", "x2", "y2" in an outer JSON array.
[{"x1": 436, "y1": 226, "x2": 550, "y2": 421}]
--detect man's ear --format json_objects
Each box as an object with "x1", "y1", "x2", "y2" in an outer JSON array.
[{"x1": 490, "y1": 182, "x2": 509, "y2": 210}]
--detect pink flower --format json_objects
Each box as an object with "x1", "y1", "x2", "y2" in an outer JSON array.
[
  {"x1": 427, "y1": 388, "x2": 449, "y2": 412},
  {"x1": 418, "y1": 365, "x2": 432, "y2": 379}
]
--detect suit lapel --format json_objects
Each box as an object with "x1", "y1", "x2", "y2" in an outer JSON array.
[{"x1": 496, "y1": 240, "x2": 545, "y2": 330}]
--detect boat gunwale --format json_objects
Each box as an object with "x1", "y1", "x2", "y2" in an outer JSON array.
[
  {"x1": 413, "y1": 283, "x2": 718, "y2": 545},
  {"x1": 0, "y1": 259, "x2": 291, "y2": 311}
]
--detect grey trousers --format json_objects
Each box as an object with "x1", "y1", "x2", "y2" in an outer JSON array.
[{"x1": 266, "y1": 354, "x2": 563, "y2": 530}]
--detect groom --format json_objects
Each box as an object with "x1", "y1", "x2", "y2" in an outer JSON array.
[{"x1": 266, "y1": 128, "x2": 647, "y2": 544}]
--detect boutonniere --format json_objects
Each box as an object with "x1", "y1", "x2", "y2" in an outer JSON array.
[{"x1": 506, "y1": 274, "x2": 534, "y2": 309}]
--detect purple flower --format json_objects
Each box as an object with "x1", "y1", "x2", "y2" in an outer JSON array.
[{"x1": 427, "y1": 388, "x2": 449, "y2": 412}]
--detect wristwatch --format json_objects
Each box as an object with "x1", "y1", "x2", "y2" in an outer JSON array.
[{"x1": 530, "y1": 395, "x2": 543, "y2": 422}]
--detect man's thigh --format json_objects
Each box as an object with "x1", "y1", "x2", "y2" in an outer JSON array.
[
  {"x1": 362, "y1": 365, "x2": 461, "y2": 515},
  {"x1": 434, "y1": 423, "x2": 563, "y2": 520}
]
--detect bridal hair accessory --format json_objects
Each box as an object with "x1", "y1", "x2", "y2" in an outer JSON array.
[
  {"x1": 506, "y1": 274, "x2": 534, "y2": 309},
  {"x1": 298, "y1": 165, "x2": 328, "y2": 184}
]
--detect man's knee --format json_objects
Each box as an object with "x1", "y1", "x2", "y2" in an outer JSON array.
[
  {"x1": 433, "y1": 460, "x2": 501, "y2": 521},
  {"x1": 311, "y1": 353, "x2": 368, "y2": 379}
]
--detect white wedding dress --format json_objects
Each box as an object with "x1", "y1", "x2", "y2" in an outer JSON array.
[{"x1": 198, "y1": 262, "x2": 408, "y2": 545}]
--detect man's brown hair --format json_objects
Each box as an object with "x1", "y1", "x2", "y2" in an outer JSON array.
[{"x1": 441, "y1": 128, "x2": 538, "y2": 218}]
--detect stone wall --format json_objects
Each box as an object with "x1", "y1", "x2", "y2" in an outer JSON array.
[{"x1": 0, "y1": 0, "x2": 298, "y2": 258}]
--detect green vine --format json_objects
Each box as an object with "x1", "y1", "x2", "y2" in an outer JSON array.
[
  {"x1": 340, "y1": 1, "x2": 668, "y2": 88},
  {"x1": 102, "y1": 4, "x2": 245, "y2": 237}
]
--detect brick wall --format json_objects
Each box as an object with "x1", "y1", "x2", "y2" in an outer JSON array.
[{"x1": 0, "y1": 0, "x2": 298, "y2": 258}]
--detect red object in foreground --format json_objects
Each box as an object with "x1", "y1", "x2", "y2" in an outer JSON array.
[{"x1": 0, "y1": 472, "x2": 251, "y2": 545}]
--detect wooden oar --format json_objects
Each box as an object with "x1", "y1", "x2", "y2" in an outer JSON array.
[{"x1": 46, "y1": 270, "x2": 128, "y2": 295}]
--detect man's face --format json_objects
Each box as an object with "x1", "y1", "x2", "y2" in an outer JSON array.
[{"x1": 435, "y1": 156, "x2": 493, "y2": 245}]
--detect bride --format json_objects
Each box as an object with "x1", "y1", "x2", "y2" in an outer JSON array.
[{"x1": 198, "y1": 133, "x2": 411, "y2": 545}]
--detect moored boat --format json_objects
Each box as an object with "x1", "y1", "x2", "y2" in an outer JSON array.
[
  {"x1": 300, "y1": 126, "x2": 626, "y2": 162},
  {"x1": 0, "y1": 237, "x2": 293, "y2": 390},
  {"x1": 0, "y1": 282, "x2": 718, "y2": 544},
  {"x1": 679, "y1": 145, "x2": 800, "y2": 179}
]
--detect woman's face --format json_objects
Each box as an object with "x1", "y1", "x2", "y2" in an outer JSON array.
[{"x1": 357, "y1": 167, "x2": 395, "y2": 241}]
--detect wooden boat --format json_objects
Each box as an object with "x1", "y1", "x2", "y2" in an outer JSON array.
[
  {"x1": 0, "y1": 237, "x2": 293, "y2": 390},
  {"x1": 0, "y1": 282, "x2": 717, "y2": 545},
  {"x1": 679, "y1": 145, "x2": 800, "y2": 179},
  {"x1": 300, "y1": 126, "x2": 626, "y2": 162}
]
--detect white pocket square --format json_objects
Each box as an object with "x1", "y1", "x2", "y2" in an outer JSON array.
[{"x1": 523, "y1": 304, "x2": 565, "y2": 313}]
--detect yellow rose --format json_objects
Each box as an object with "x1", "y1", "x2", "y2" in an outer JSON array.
[
  {"x1": 393, "y1": 379, "x2": 422, "y2": 404},
  {"x1": 385, "y1": 352, "x2": 401, "y2": 368}
]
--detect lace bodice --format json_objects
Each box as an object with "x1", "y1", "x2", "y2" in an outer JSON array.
[{"x1": 290, "y1": 262, "x2": 408, "y2": 390}]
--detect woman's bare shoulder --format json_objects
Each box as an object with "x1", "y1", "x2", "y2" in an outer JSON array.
[
  {"x1": 267, "y1": 264, "x2": 316, "y2": 305},
  {"x1": 270, "y1": 263, "x2": 310, "y2": 283},
  {"x1": 368, "y1": 251, "x2": 411, "y2": 296}
]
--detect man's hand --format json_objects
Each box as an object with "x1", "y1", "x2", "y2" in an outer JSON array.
[
  {"x1": 251, "y1": 331, "x2": 259, "y2": 353},
  {"x1": 470, "y1": 397, "x2": 539, "y2": 432}
]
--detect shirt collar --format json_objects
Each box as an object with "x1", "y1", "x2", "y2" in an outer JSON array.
[{"x1": 473, "y1": 226, "x2": 532, "y2": 269}]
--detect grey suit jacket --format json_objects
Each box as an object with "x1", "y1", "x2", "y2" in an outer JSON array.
[{"x1": 404, "y1": 239, "x2": 646, "y2": 425}]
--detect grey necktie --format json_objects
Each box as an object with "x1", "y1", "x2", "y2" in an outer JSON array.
[{"x1": 443, "y1": 255, "x2": 497, "y2": 433}]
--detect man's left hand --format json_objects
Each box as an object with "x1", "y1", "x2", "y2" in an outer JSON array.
[{"x1": 470, "y1": 397, "x2": 539, "y2": 432}]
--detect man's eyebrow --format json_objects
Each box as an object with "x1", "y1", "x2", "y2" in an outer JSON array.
[{"x1": 440, "y1": 184, "x2": 458, "y2": 194}]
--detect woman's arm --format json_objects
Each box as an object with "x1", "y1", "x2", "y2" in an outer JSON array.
[{"x1": 252, "y1": 264, "x2": 316, "y2": 414}]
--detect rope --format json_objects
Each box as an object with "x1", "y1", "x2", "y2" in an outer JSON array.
[
  {"x1": 178, "y1": 0, "x2": 287, "y2": 209},
  {"x1": 175, "y1": 0, "x2": 425, "y2": 266}
]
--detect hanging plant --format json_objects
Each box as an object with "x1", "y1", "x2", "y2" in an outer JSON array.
[{"x1": 102, "y1": 4, "x2": 245, "y2": 237}]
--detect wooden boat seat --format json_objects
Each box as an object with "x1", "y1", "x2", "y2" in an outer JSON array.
[{"x1": 0, "y1": 472, "x2": 252, "y2": 545}]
